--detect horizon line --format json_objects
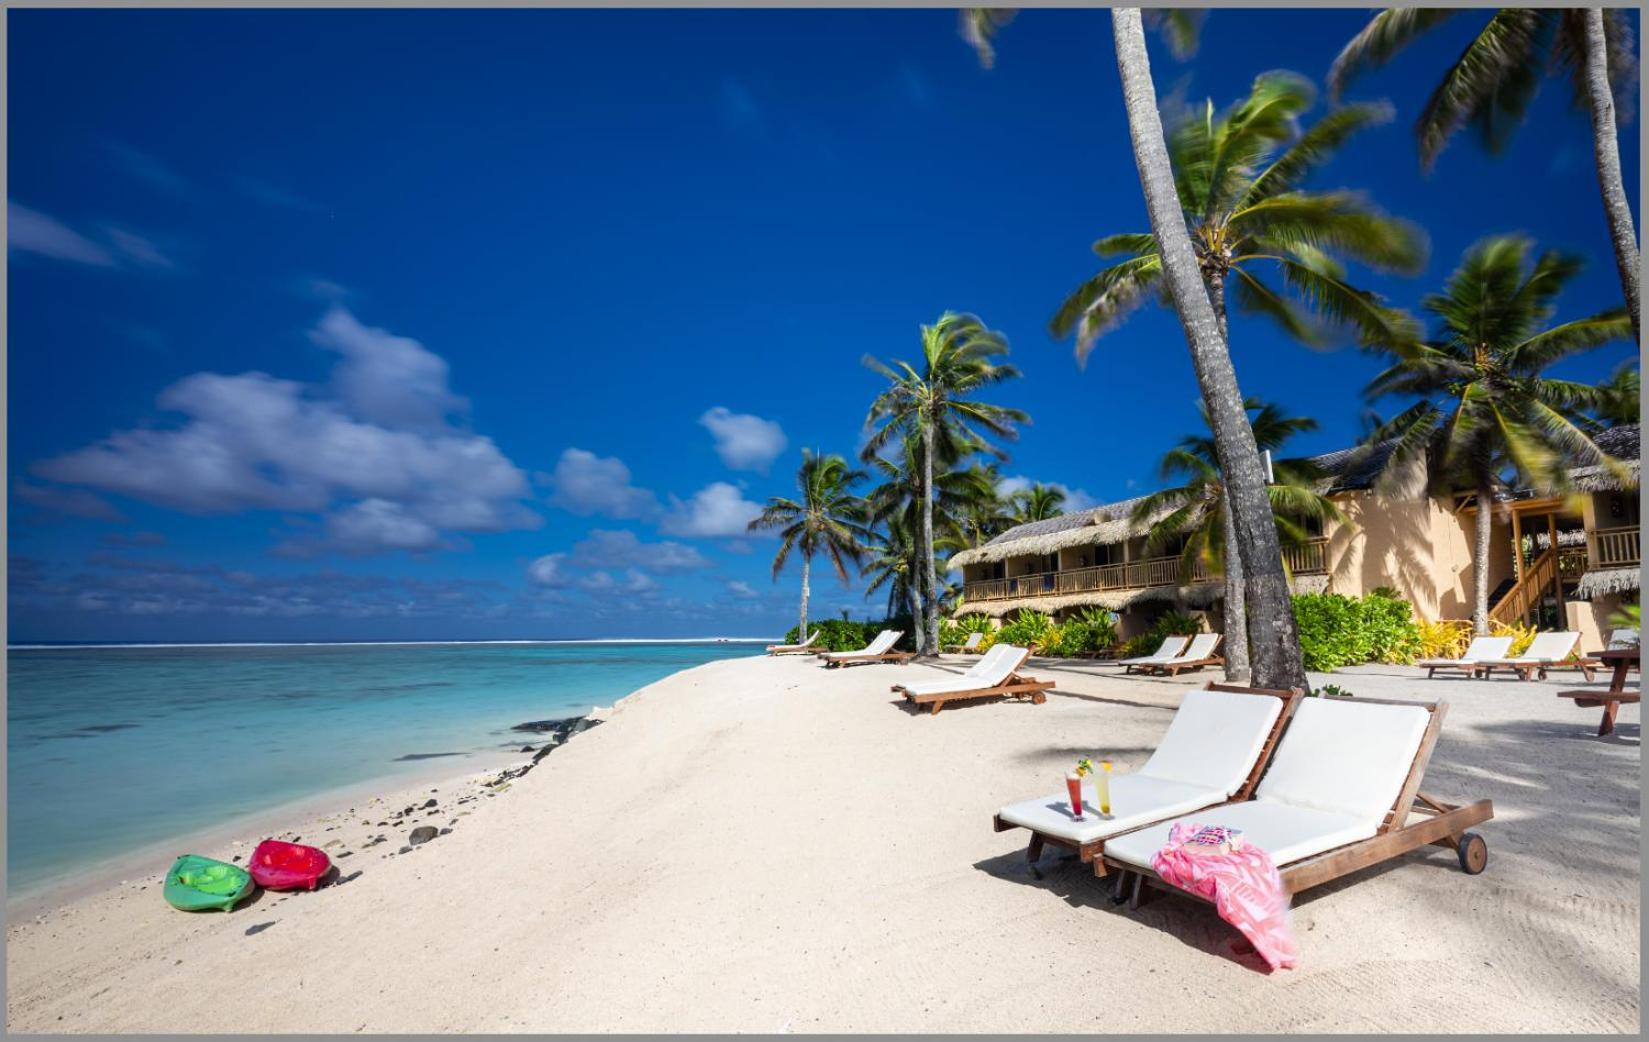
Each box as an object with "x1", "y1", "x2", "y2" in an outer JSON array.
[{"x1": 8, "y1": 637, "x2": 781, "y2": 651}]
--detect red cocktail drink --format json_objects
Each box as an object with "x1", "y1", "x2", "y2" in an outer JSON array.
[{"x1": 1065, "y1": 773, "x2": 1085, "y2": 820}]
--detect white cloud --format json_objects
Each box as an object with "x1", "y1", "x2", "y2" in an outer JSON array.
[
  {"x1": 7, "y1": 203, "x2": 115, "y2": 266},
  {"x1": 699, "y1": 406, "x2": 787, "y2": 472},
  {"x1": 542, "y1": 449, "x2": 660, "y2": 519},
  {"x1": 726, "y1": 580, "x2": 758, "y2": 599},
  {"x1": 34, "y1": 306, "x2": 538, "y2": 555},
  {"x1": 106, "y1": 228, "x2": 176, "y2": 269},
  {"x1": 998, "y1": 476, "x2": 1100, "y2": 513},
  {"x1": 570, "y1": 529, "x2": 708, "y2": 573},
  {"x1": 13, "y1": 481, "x2": 125, "y2": 521},
  {"x1": 527, "y1": 553, "x2": 570, "y2": 588},
  {"x1": 661, "y1": 481, "x2": 766, "y2": 538}
]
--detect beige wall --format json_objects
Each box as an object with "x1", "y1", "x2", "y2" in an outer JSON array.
[
  {"x1": 1564, "y1": 595, "x2": 1620, "y2": 654},
  {"x1": 1324, "y1": 491, "x2": 1491, "y2": 621}
]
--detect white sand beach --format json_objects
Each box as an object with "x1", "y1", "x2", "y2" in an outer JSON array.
[{"x1": 5, "y1": 653, "x2": 1639, "y2": 1033}]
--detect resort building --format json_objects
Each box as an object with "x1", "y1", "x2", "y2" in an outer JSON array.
[{"x1": 949, "y1": 424, "x2": 1640, "y2": 650}]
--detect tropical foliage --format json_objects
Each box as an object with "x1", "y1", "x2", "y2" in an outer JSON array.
[
  {"x1": 749, "y1": 451, "x2": 874, "y2": 640},
  {"x1": 780, "y1": 617, "x2": 914, "y2": 654},
  {"x1": 1292, "y1": 591, "x2": 1423, "y2": 672},
  {"x1": 1118, "y1": 610, "x2": 1207, "y2": 659}
]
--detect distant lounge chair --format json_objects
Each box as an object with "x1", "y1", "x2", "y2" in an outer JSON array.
[
  {"x1": 891, "y1": 644, "x2": 1053, "y2": 715},
  {"x1": 993, "y1": 683, "x2": 1301, "y2": 869},
  {"x1": 1141, "y1": 632, "x2": 1224, "y2": 677},
  {"x1": 944, "y1": 632, "x2": 985, "y2": 654},
  {"x1": 1477, "y1": 631, "x2": 1583, "y2": 681},
  {"x1": 821, "y1": 630, "x2": 913, "y2": 669},
  {"x1": 1416, "y1": 635, "x2": 1514, "y2": 679},
  {"x1": 766, "y1": 630, "x2": 822, "y2": 655},
  {"x1": 1120, "y1": 635, "x2": 1192, "y2": 675},
  {"x1": 1102, "y1": 695, "x2": 1494, "y2": 912}
]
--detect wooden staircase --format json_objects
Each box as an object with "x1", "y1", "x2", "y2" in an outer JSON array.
[{"x1": 1489, "y1": 548, "x2": 1558, "y2": 627}]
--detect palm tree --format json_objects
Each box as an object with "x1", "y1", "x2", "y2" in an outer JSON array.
[
  {"x1": 944, "y1": 462, "x2": 1018, "y2": 550},
  {"x1": 1131, "y1": 400, "x2": 1348, "y2": 682},
  {"x1": 748, "y1": 451, "x2": 874, "y2": 642},
  {"x1": 1108, "y1": 7, "x2": 1311, "y2": 691},
  {"x1": 863, "y1": 427, "x2": 992, "y2": 652},
  {"x1": 1328, "y1": 8, "x2": 1641, "y2": 340},
  {"x1": 1362, "y1": 234, "x2": 1632, "y2": 633},
  {"x1": 1594, "y1": 361, "x2": 1640, "y2": 425},
  {"x1": 1050, "y1": 69, "x2": 1425, "y2": 359},
  {"x1": 1010, "y1": 483, "x2": 1068, "y2": 524},
  {"x1": 863, "y1": 313, "x2": 1027, "y2": 657},
  {"x1": 861, "y1": 514, "x2": 919, "y2": 624}
]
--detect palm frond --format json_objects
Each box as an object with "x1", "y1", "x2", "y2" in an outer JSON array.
[{"x1": 1327, "y1": 7, "x2": 1459, "y2": 100}]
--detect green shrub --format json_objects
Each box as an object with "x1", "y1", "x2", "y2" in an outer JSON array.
[
  {"x1": 995, "y1": 610, "x2": 1057, "y2": 650},
  {"x1": 1292, "y1": 592, "x2": 1422, "y2": 672},
  {"x1": 1041, "y1": 607, "x2": 1120, "y2": 656},
  {"x1": 939, "y1": 613, "x2": 993, "y2": 649},
  {"x1": 783, "y1": 616, "x2": 915, "y2": 652}
]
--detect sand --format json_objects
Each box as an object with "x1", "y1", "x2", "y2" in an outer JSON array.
[{"x1": 5, "y1": 654, "x2": 1639, "y2": 1033}]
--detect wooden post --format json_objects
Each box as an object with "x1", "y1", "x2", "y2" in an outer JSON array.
[
  {"x1": 1548, "y1": 512, "x2": 1565, "y2": 620},
  {"x1": 1511, "y1": 508, "x2": 1524, "y2": 584}
]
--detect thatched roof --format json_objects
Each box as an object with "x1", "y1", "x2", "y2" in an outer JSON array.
[
  {"x1": 1572, "y1": 567, "x2": 1641, "y2": 601},
  {"x1": 1564, "y1": 424, "x2": 1640, "y2": 493},
  {"x1": 967, "y1": 582, "x2": 1222, "y2": 618}
]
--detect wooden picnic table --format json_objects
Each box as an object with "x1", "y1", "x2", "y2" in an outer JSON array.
[{"x1": 1558, "y1": 647, "x2": 1639, "y2": 737}]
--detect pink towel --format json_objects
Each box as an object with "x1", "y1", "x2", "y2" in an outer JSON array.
[{"x1": 1151, "y1": 821, "x2": 1299, "y2": 971}]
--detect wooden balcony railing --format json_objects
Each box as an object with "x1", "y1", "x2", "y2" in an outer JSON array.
[
  {"x1": 963, "y1": 537, "x2": 1329, "y2": 603},
  {"x1": 1594, "y1": 525, "x2": 1640, "y2": 568}
]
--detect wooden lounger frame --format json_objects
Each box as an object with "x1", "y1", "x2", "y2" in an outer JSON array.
[
  {"x1": 1477, "y1": 658, "x2": 1598, "y2": 682},
  {"x1": 767, "y1": 637, "x2": 821, "y2": 656},
  {"x1": 1420, "y1": 660, "x2": 1489, "y2": 679},
  {"x1": 1100, "y1": 697, "x2": 1495, "y2": 907},
  {"x1": 1142, "y1": 636, "x2": 1226, "y2": 678},
  {"x1": 892, "y1": 655, "x2": 1055, "y2": 715},
  {"x1": 823, "y1": 650, "x2": 916, "y2": 669},
  {"x1": 990, "y1": 683, "x2": 1303, "y2": 874},
  {"x1": 1122, "y1": 634, "x2": 1195, "y2": 675}
]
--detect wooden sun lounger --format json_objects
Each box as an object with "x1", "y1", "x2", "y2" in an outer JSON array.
[
  {"x1": 1101, "y1": 698, "x2": 1494, "y2": 906},
  {"x1": 992, "y1": 683, "x2": 1301, "y2": 869},
  {"x1": 767, "y1": 632, "x2": 821, "y2": 655},
  {"x1": 1478, "y1": 658, "x2": 1597, "y2": 682},
  {"x1": 1144, "y1": 635, "x2": 1225, "y2": 678},
  {"x1": 892, "y1": 659, "x2": 1055, "y2": 715},
  {"x1": 823, "y1": 650, "x2": 916, "y2": 669}
]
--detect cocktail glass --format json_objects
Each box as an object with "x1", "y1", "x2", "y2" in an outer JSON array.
[{"x1": 1065, "y1": 772, "x2": 1085, "y2": 820}]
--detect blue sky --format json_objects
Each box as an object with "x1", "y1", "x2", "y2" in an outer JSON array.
[{"x1": 7, "y1": 8, "x2": 1640, "y2": 642}]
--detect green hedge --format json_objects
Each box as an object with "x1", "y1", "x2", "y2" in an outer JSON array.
[
  {"x1": 1292, "y1": 591, "x2": 1422, "y2": 672},
  {"x1": 782, "y1": 617, "x2": 914, "y2": 652}
]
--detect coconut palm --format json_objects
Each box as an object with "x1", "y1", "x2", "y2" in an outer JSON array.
[
  {"x1": 1593, "y1": 360, "x2": 1640, "y2": 426},
  {"x1": 863, "y1": 427, "x2": 993, "y2": 652},
  {"x1": 1328, "y1": 8, "x2": 1641, "y2": 340},
  {"x1": 863, "y1": 313, "x2": 1027, "y2": 657},
  {"x1": 1362, "y1": 234, "x2": 1632, "y2": 633},
  {"x1": 1108, "y1": 8, "x2": 1313, "y2": 691},
  {"x1": 748, "y1": 451, "x2": 874, "y2": 642},
  {"x1": 937, "y1": 462, "x2": 1018, "y2": 553},
  {"x1": 1009, "y1": 483, "x2": 1068, "y2": 524},
  {"x1": 1049, "y1": 69, "x2": 1426, "y2": 360},
  {"x1": 861, "y1": 514, "x2": 919, "y2": 624},
  {"x1": 1131, "y1": 400, "x2": 1349, "y2": 682}
]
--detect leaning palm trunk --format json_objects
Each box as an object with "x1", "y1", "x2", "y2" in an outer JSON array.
[
  {"x1": 906, "y1": 565, "x2": 923, "y2": 647},
  {"x1": 1218, "y1": 496, "x2": 1251, "y2": 682},
  {"x1": 920, "y1": 422, "x2": 940, "y2": 657},
  {"x1": 1111, "y1": 7, "x2": 1307, "y2": 691},
  {"x1": 799, "y1": 554, "x2": 811, "y2": 641},
  {"x1": 1582, "y1": 8, "x2": 1640, "y2": 342},
  {"x1": 1472, "y1": 482, "x2": 1493, "y2": 635}
]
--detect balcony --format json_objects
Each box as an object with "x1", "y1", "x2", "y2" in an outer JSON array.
[
  {"x1": 962, "y1": 538, "x2": 1330, "y2": 604},
  {"x1": 1594, "y1": 525, "x2": 1640, "y2": 568}
]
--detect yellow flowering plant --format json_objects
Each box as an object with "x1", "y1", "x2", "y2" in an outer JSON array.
[{"x1": 1074, "y1": 758, "x2": 1094, "y2": 777}]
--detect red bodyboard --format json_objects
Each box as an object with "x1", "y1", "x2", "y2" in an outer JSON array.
[{"x1": 249, "y1": 839, "x2": 332, "y2": 891}]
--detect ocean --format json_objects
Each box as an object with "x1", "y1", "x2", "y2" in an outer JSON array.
[{"x1": 5, "y1": 640, "x2": 762, "y2": 898}]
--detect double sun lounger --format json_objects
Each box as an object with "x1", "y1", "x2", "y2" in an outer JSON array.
[
  {"x1": 819, "y1": 630, "x2": 917, "y2": 668},
  {"x1": 889, "y1": 644, "x2": 1053, "y2": 715},
  {"x1": 994, "y1": 682, "x2": 1494, "y2": 921},
  {"x1": 1421, "y1": 631, "x2": 1599, "y2": 681},
  {"x1": 1119, "y1": 633, "x2": 1225, "y2": 676}
]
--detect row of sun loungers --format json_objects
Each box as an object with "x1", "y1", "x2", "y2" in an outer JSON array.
[{"x1": 1418, "y1": 630, "x2": 1634, "y2": 682}]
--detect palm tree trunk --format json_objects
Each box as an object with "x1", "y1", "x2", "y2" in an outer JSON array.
[
  {"x1": 1472, "y1": 483, "x2": 1493, "y2": 635},
  {"x1": 799, "y1": 553, "x2": 811, "y2": 641},
  {"x1": 1111, "y1": 7, "x2": 1307, "y2": 692},
  {"x1": 1204, "y1": 270, "x2": 1252, "y2": 685},
  {"x1": 1581, "y1": 8, "x2": 1640, "y2": 342},
  {"x1": 1218, "y1": 495, "x2": 1252, "y2": 683},
  {"x1": 906, "y1": 568, "x2": 923, "y2": 645},
  {"x1": 921, "y1": 420, "x2": 940, "y2": 657}
]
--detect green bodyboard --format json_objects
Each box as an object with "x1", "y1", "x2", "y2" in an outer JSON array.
[{"x1": 164, "y1": 854, "x2": 254, "y2": 912}]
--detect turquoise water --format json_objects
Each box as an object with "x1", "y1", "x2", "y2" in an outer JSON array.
[{"x1": 6, "y1": 641, "x2": 759, "y2": 896}]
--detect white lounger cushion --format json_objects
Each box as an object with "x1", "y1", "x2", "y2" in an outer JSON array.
[
  {"x1": 996, "y1": 775, "x2": 1225, "y2": 844},
  {"x1": 1137, "y1": 687, "x2": 1285, "y2": 795},
  {"x1": 1173, "y1": 632, "x2": 1222, "y2": 662},
  {"x1": 1104, "y1": 799, "x2": 1375, "y2": 869},
  {"x1": 1120, "y1": 635, "x2": 1190, "y2": 666},
  {"x1": 1255, "y1": 697, "x2": 1430, "y2": 823},
  {"x1": 1489, "y1": 631, "x2": 1579, "y2": 664},
  {"x1": 1418, "y1": 635, "x2": 1512, "y2": 667},
  {"x1": 959, "y1": 632, "x2": 983, "y2": 650},
  {"x1": 824, "y1": 630, "x2": 898, "y2": 659},
  {"x1": 898, "y1": 645, "x2": 1026, "y2": 695},
  {"x1": 995, "y1": 687, "x2": 1286, "y2": 844}
]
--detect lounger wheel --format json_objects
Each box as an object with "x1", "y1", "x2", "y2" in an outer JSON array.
[{"x1": 1457, "y1": 831, "x2": 1488, "y2": 874}]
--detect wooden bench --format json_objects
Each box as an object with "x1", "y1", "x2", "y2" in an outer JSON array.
[{"x1": 1557, "y1": 690, "x2": 1640, "y2": 737}]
